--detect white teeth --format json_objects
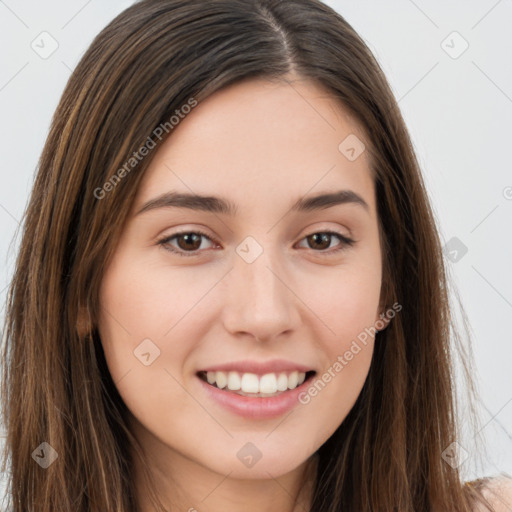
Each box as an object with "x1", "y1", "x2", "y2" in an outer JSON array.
[
  {"x1": 214, "y1": 371, "x2": 227, "y2": 389},
  {"x1": 203, "y1": 370, "x2": 308, "y2": 394},
  {"x1": 241, "y1": 373, "x2": 260, "y2": 393},
  {"x1": 276, "y1": 372, "x2": 289, "y2": 391},
  {"x1": 259, "y1": 373, "x2": 277, "y2": 394},
  {"x1": 227, "y1": 371, "x2": 241, "y2": 391},
  {"x1": 288, "y1": 370, "x2": 298, "y2": 389}
]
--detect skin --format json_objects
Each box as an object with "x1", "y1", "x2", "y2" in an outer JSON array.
[{"x1": 97, "y1": 76, "x2": 390, "y2": 512}]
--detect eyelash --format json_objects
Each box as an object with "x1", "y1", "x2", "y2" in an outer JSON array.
[{"x1": 156, "y1": 229, "x2": 355, "y2": 258}]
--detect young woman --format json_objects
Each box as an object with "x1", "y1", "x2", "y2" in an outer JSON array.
[{"x1": 1, "y1": 0, "x2": 510, "y2": 510}]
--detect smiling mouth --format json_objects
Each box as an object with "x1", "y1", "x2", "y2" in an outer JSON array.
[{"x1": 197, "y1": 370, "x2": 316, "y2": 398}]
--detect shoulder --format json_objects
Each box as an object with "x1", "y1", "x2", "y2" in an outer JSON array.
[{"x1": 467, "y1": 474, "x2": 512, "y2": 512}]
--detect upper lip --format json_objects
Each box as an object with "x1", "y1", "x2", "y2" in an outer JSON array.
[{"x1": 198, "y1": 359, "x2": 315, "y2": 376}]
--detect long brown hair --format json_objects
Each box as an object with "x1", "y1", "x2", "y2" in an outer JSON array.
[{"x1": 0, "y1": 0, "x2": 504, "y2": 510}]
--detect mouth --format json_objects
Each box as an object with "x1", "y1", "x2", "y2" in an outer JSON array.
[{"x1": 196, "y1": 369, "x2": 317, "y2": 398}]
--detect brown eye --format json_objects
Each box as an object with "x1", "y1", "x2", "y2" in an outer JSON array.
[
  {"x1": 296, "y1": 231, "x2": 355, "y2": 254},
  {"x1": 157, "y1": 230, "x2": 217, "y2": 257},
  {"x1": 175, "y1": 233, "x2": 203, "y2": 251},
  {"x1": 306, "y1": 233, "x2": 332, "y2": 250}
]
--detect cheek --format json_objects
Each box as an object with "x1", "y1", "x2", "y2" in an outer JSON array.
[
  {"x1": 302, "y1": 260, "x2": 382, "y2": 343},
  {"x1": 296, "y1": 267, "x2": 380, "y2": 435},
  {"x1": 97, "y1": 248, "x2": 225, "y2": 395},
  {"x1": 96, "y1": 254, "x2": 207, "y2": 424},
  {"x1": 295, "y1": 256, "x2": 381, "y2": 409},
  {"x1": 98, "y1": 251, "x2": 211, "y2": 341}
]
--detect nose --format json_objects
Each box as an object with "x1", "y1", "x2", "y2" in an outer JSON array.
[{"x1": 221, "y1": 247, "x2": 301, "y2": 342}]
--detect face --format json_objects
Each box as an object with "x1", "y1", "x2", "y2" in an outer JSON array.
[{"x1": 97, "y1": 77, "x2": 386, "y2": 489}]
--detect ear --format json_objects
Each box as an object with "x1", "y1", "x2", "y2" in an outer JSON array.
[
  {"x1": 375, "y1": 308, "x2": 391, "y2": 332},
  {"x1": 77, "y1": 305, "x2": 93, "y2": 338}
]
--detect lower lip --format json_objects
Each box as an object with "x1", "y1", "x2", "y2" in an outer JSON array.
[{"x1": 196, "y1": 373, "x2": 315, "y2": 419}]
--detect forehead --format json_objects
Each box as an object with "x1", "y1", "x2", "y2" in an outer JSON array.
[{"x1": 134, "y1": 78, "x2": 375, "y2": 218}]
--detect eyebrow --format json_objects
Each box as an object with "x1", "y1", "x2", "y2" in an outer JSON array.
[{"x1": 135, "y1": 189, "x2": 369, "y2": 217}]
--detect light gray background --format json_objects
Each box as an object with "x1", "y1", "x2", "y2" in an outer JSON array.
[{"x1": 0, "y1": 0, "x2": 511, "y2": 499}]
